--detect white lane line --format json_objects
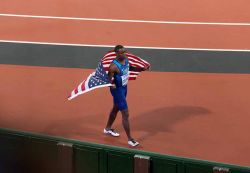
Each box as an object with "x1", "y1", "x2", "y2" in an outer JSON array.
[
  {"x1": 0, "y1": 13, "x2": 250, "y2": 26},
  {"x1": 0, "y1": 39, "x2": 250, "y2": 52}
]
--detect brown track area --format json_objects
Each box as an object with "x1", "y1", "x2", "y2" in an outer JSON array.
[
  {"x1": 1, "y1": 0, "x2": 250, "y2": 23},
  {"x1": 1, "y1": 0, "x2": 250, "y2": 168},
  {"x1": 1, "y1": 16, "x2": 250, "y2": 49},
  {"x1": 1, "y1": 64, "x2": 250, "y2": 166}
]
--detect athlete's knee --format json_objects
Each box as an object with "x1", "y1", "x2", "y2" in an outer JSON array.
[
  {"x1": 121, "y1": 109, "x2": 129, "y2": 120},
  {"x1": 112, "y1": 105, "x2": 119, "y2": 113}
]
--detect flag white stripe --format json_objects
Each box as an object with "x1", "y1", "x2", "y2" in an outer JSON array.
[
  {"x1": 129, "y1": 75, "x2": 138, "y2": 77},
  {"x1": 102, "y1": 56, "x2": 116, "y2": 62},
  {"x1": 129, "y1": 61, "x2": 144, "y2": 67},
  {"x1": 77, "y1": 81, "x2": 84, "y2": 93},
  {"x1": 129, "y1": 71, "x2": 139, "y2": 74},
  {"x1": 68, "y1": 83, "x2": 113, "y2": 100},
  {"x1": 102, "y1": 59, "x2": 113, "y2": 64},
  {"x1": 71, "y1": 90, "x2": 75, "y2": 98},
  {"x1": 103, "y1": 53, "x2": 116, "y2": 58},
  {"x1": 128, "y1": 58, "x2": 145, "y2": 66},
  {"x1": 127, "y1": 55, "x2": 150, "y2": 66},
  {"x1": 103, "y1": 64, "x2": 110, "y2": 68}
]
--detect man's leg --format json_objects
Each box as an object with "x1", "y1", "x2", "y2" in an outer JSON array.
[
  {"x1": 105, "y1": 105, "x2": 119, "y2": 129},
  {"x1": 121, "y1": 109, "x2": 139, "y2": 147},
  {"x1": 104, "y1": 104, "x2": 120, "y2": 137},
  {"x1": 121, "y1": 109, "x2": 132, "y2": 140}
]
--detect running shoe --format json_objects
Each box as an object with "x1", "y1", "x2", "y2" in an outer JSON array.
[
  {"x1": 103, "y1": 128, "x2": 120, "y2": 137},
  {"x1": 128, "y1": 139, "x2": 139, "y2": 147}
]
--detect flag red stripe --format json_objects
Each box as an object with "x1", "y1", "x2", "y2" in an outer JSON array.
[
  {"x1": 127, "y1": 56, "x2": 145, "y2": 65},
  {"x1": 128, "y1": 60, "x2": 143, "y2": 68},
  {"x1": 74, "y1": 88, "x2": 78, "y2": 94},
  {"x1": 129, "y1": 72, "x2": 139, "y2": 75},
  {"x1": 126, "y1": 54, "x2": 147, "y2": 64},
  {"x1": 127, "y1": 53, "x2": 150, "y2": 64},
  {"x1": 81, "y1": 82, "x2": 85, "y2": 91},
  {"x1": 129, "y1": 77, "x2": 136, "y2": 80}
]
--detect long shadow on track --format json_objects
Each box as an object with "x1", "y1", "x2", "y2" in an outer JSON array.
[{"x1": 128, "y1": 106, "x2": 211, "y2": 141}]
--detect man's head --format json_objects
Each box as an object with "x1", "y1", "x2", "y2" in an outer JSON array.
[{"x1": 114, "y1": 45, "x2": 127, "y2": 61}]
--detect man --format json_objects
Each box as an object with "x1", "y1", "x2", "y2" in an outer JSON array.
[{"x1": 103, "y1": 45, "x2": 149, "y2": 147}]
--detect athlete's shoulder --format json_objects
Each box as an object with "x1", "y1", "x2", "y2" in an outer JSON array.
[{"x1": 109, "y1": 62, "x2": 119, "y2": 73}]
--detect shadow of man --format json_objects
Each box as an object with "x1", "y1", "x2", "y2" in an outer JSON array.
[{"x1": 125, "y1": 105, "x2": 211, "y2": 141}]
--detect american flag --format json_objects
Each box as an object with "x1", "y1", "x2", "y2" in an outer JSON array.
[
  {"x1": 68, "y1": 51, "x2": 150, "y2": 100},
  {"x1": 101, "y1": 51, "x2": 150, "y2": 80}
]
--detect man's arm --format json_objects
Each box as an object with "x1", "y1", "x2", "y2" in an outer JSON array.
[
  {"x1": 129, "y1": 65, "x2": 150, "y2": 72},
  {"x1": 108, "y1": 63, "x2": 118, "y2": 88}
]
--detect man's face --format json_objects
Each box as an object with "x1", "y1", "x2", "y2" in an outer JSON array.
[{"x1": 116, "y1": 48, "x2": 127, "y2": 60}]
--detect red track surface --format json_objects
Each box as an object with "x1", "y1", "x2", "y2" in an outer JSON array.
[
  {"x1": 1, "y1": 0, "x2": 250, "y2": 167},
  {"x1": 1, "y1": 16, "x2": 250, "y2": 49},
  {"x1": 1, "y1": 0, "x2": 250, "y2": 22},
  {"x1": 1, "y1": 65, "x2": 250, "y2": 166}
]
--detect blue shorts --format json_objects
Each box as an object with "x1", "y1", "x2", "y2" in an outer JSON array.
[{"x1": 110, "y1": 86, "x2": 128, "y2": 111}]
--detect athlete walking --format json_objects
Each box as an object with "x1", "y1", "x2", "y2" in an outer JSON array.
[{"x1": 103, "y1": 45, "x2": 149, "y2": 147}]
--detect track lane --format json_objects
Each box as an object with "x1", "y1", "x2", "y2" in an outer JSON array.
[
  {"x1": 1, "y1": 16, "x2": 250, "y2": 49},
  {"x1": 1, "y1": 64, "x2": 250, "y2": 166},
  {"x1": 0, "y1": 0, "x2": 250, "y2": 23}
]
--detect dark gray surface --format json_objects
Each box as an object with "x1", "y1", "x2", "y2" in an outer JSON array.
[{"x1": 1, "y1": 42, "x2": 250, "y2": 73}]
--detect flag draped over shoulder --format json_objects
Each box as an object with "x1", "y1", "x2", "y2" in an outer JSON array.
[{"x1": 68, "y1": 51, "x2": 150, "y2": 100}]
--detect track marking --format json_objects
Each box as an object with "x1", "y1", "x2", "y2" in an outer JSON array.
[
  {"x1": 1, "y1": 39, "x2": 250, "y2": 52},
  {"x1": 0, "y1": 13, "x2": 250, "y2": 26}
]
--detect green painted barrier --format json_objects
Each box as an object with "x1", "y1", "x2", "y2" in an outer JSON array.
[{"x1": 0, "y1": 128, "x2": 249, "y2": 173}]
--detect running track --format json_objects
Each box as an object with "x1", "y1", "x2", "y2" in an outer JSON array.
[{"x1": 0, "y1": 0, "x2": 250, "y2": 167}]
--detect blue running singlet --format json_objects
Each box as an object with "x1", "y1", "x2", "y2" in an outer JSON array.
[{"x1": 110, "y1": 59, "x2": 129, "y2": 111}]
